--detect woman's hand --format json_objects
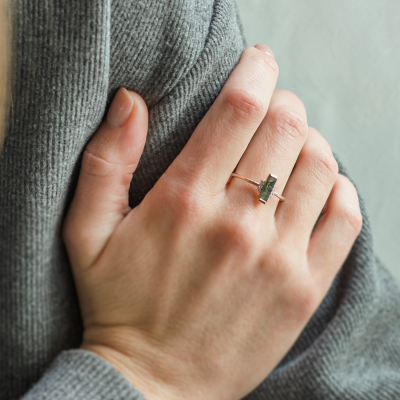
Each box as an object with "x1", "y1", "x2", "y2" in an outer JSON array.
[{"x1": 63, "y1": 45, "x2": 362, "y2": 400}]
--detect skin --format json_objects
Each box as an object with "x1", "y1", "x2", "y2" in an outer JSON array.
[
  {"x1": 0, "y1": 7, "x2": 362, "y2": 395},
  {"x1": 0, "y1": 4, "x2": 363, "y2": 395},
  {"x1": 62, "y1": 44, "x2": 363, "y2": 400}
]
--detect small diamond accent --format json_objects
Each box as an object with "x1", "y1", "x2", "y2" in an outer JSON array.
[{"x1": 257, "y1": 180, "x2": 265, "y2": 192}]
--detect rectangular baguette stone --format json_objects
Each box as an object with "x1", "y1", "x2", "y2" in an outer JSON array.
[{"x1": 258, "y1": 174, "x2": 277, "y2": 203}]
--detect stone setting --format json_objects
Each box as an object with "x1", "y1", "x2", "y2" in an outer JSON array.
[{"x1": 258, "y1": 174, "x2": 278, "y2": 204}]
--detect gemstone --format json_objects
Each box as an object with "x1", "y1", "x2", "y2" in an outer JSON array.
[
  {"x1": 257, "y1": 180, "x2": 265, "y2": 193},
  {"x1": 258, "y1": 174, "x2": 277, "y2": 204}
]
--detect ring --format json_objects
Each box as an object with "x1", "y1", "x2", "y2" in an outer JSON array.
[{"x1": 230, "y1": 173, "x2": 285, "y2": 204}]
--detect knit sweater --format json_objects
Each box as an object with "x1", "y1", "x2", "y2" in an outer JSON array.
[{"x1": 1, "y1": 1, "x2": 400, "y2": 399}]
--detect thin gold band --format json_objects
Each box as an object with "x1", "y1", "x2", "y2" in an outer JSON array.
[
  {"x1": 231, "y1": 173, "x2": 260, "y2": 187},
  {"x1": 231, "y1": 173, "x2": 285, "y2": 203}
]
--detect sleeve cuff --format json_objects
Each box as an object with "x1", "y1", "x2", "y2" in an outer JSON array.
[{"x1": 23, "y1": 349, "x2": 148, "y2": 400}]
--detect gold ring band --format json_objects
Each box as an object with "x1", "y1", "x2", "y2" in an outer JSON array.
[{"x1": 231, "y1": 173, "x2": 285, "y2": 204}]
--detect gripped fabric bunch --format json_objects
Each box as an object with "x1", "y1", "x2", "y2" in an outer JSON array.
[{"x1": 0, "y1": 1, "x2": 399, "y2": 399}]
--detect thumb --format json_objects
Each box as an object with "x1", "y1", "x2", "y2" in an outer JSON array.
[{"x1": 63, "y1": 88, "x2": 148, "y2": 268}]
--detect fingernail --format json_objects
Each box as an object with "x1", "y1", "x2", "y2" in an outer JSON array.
[
  {"x1": 254, "y1": 43, "x2": 275, "y2": 59},
  {"x1": 107, "y1": 88, "x2": 134, "y2": 129}
]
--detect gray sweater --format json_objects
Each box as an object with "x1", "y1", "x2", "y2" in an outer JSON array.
[{"x1": 1, "y1": 0, "x2": 400, "y2": 399}]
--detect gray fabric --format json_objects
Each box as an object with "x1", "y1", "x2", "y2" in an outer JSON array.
[
  {"x1": 22, "y1": 351, "x2": 145, "y2": 400},
  {"x1": 0, "y1": 0, "x2": 399, "y2": 399}
]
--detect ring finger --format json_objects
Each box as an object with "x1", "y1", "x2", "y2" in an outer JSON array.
[{"x1": 228, "y1": 88, "x2": 308, "y2": 214}]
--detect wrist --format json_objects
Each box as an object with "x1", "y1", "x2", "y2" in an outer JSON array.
[
  {"x1": 81, "y1": 343, "x2": 166, "y2": 400},
  {"x1": 81, "y1": 326, "x2": 197, "y2": 400}
]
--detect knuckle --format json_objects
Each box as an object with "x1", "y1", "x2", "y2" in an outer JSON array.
[
  {"x1": 261, "y1": 248, "x2": 320, "y2": 321},
  {"x1": 291, "y1": 284, "x2": 320, "y2": 320},
  {"x1": 257, "y1": 53, "x2": 279, "y2": 75},
  {"x1": 177, "y1": 191, "x2": 203, "y2": 216},
  {"x1": 224, "y1": 48, "x2": 279, "y2": 125},
  {"x1": 219, "y1": 214, "x2": 257, "y2": 256},
  {"x1": 309, "y1": 149, "x2": 339, "y2": 181},
  {"x1": 337, "y1": 204, "x2": 363, "y2": 235},
  {"x1": 261, "y1": 245, "x2": 298, "y2": 283},
  {"x1": 163, "y1": 181, "x2": 205, "y2": 219},
  {"x1": 244, "y1": 46, "x2": 279, "y2": 75},
  {"x1": 269, "y1": 108, "x2": 308, "y2": 142},
  {"x1": 81, "y1": 149, "x2": 118, "y2": 178},
  {"x1": 225, "y1": 89, "x2": 264, "y2": 119}
]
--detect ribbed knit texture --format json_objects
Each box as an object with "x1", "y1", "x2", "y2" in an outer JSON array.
[
  {"x1": 22, "y1": 351, "x2": 146, "y2": 400},
  {"x1": 0, "y1": 0, "x2": 399, "y2": 399}
]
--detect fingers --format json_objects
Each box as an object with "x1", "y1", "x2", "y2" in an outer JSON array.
[
  {"x1": 63, "y1": 88, "x2": 148, "y2": 268},
  {"x1": 228, "y1": 89, "x2": 308, "y2": 211},
  {"x1": 168, "y1": 46, "x2": 279, "y2": 194},
  {"x1": 275, "y1": 127, "x2": 339, "y2": 245},
  {"x1": 308, "y1": 174, "x2": 362, "y2": 291}
]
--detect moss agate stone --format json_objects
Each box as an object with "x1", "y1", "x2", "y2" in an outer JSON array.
[{"x1": 258, "y1": 174, "x2": 277, "y2": 204}]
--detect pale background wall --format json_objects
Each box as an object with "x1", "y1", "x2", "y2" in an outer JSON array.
[{"x1": 236, "y1": 0, "x2": 400, "y2": 282}]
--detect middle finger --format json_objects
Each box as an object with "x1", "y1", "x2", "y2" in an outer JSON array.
[{"x1": 166, "y1": 46, "x2": 279, "y2": 194}]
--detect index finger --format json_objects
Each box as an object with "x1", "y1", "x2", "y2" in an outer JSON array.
[{"x1": 168, "y1": 46, "x2": 279, "y2": 193}]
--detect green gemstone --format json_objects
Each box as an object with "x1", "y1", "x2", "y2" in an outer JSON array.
[{"x1": 258, "y1": 174, "x2": 277, "y2": 204}]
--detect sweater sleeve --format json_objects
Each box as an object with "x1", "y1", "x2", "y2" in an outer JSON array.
[{"x1": 22, "y1": 351, "x2": 147, "y2": 400}]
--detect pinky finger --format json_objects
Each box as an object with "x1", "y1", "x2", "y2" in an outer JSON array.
[{"x1": 308, "y1": 174, "x2": 363, "y2": 292}]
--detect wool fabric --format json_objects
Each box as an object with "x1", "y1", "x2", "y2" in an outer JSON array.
[{"x1": 1, "y1": 1, "x2": 400, "y2": 399}]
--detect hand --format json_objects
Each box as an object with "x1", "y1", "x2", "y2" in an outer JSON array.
[{"x1": 63, "y1": 44, "x2": 362, "y2": 400}]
